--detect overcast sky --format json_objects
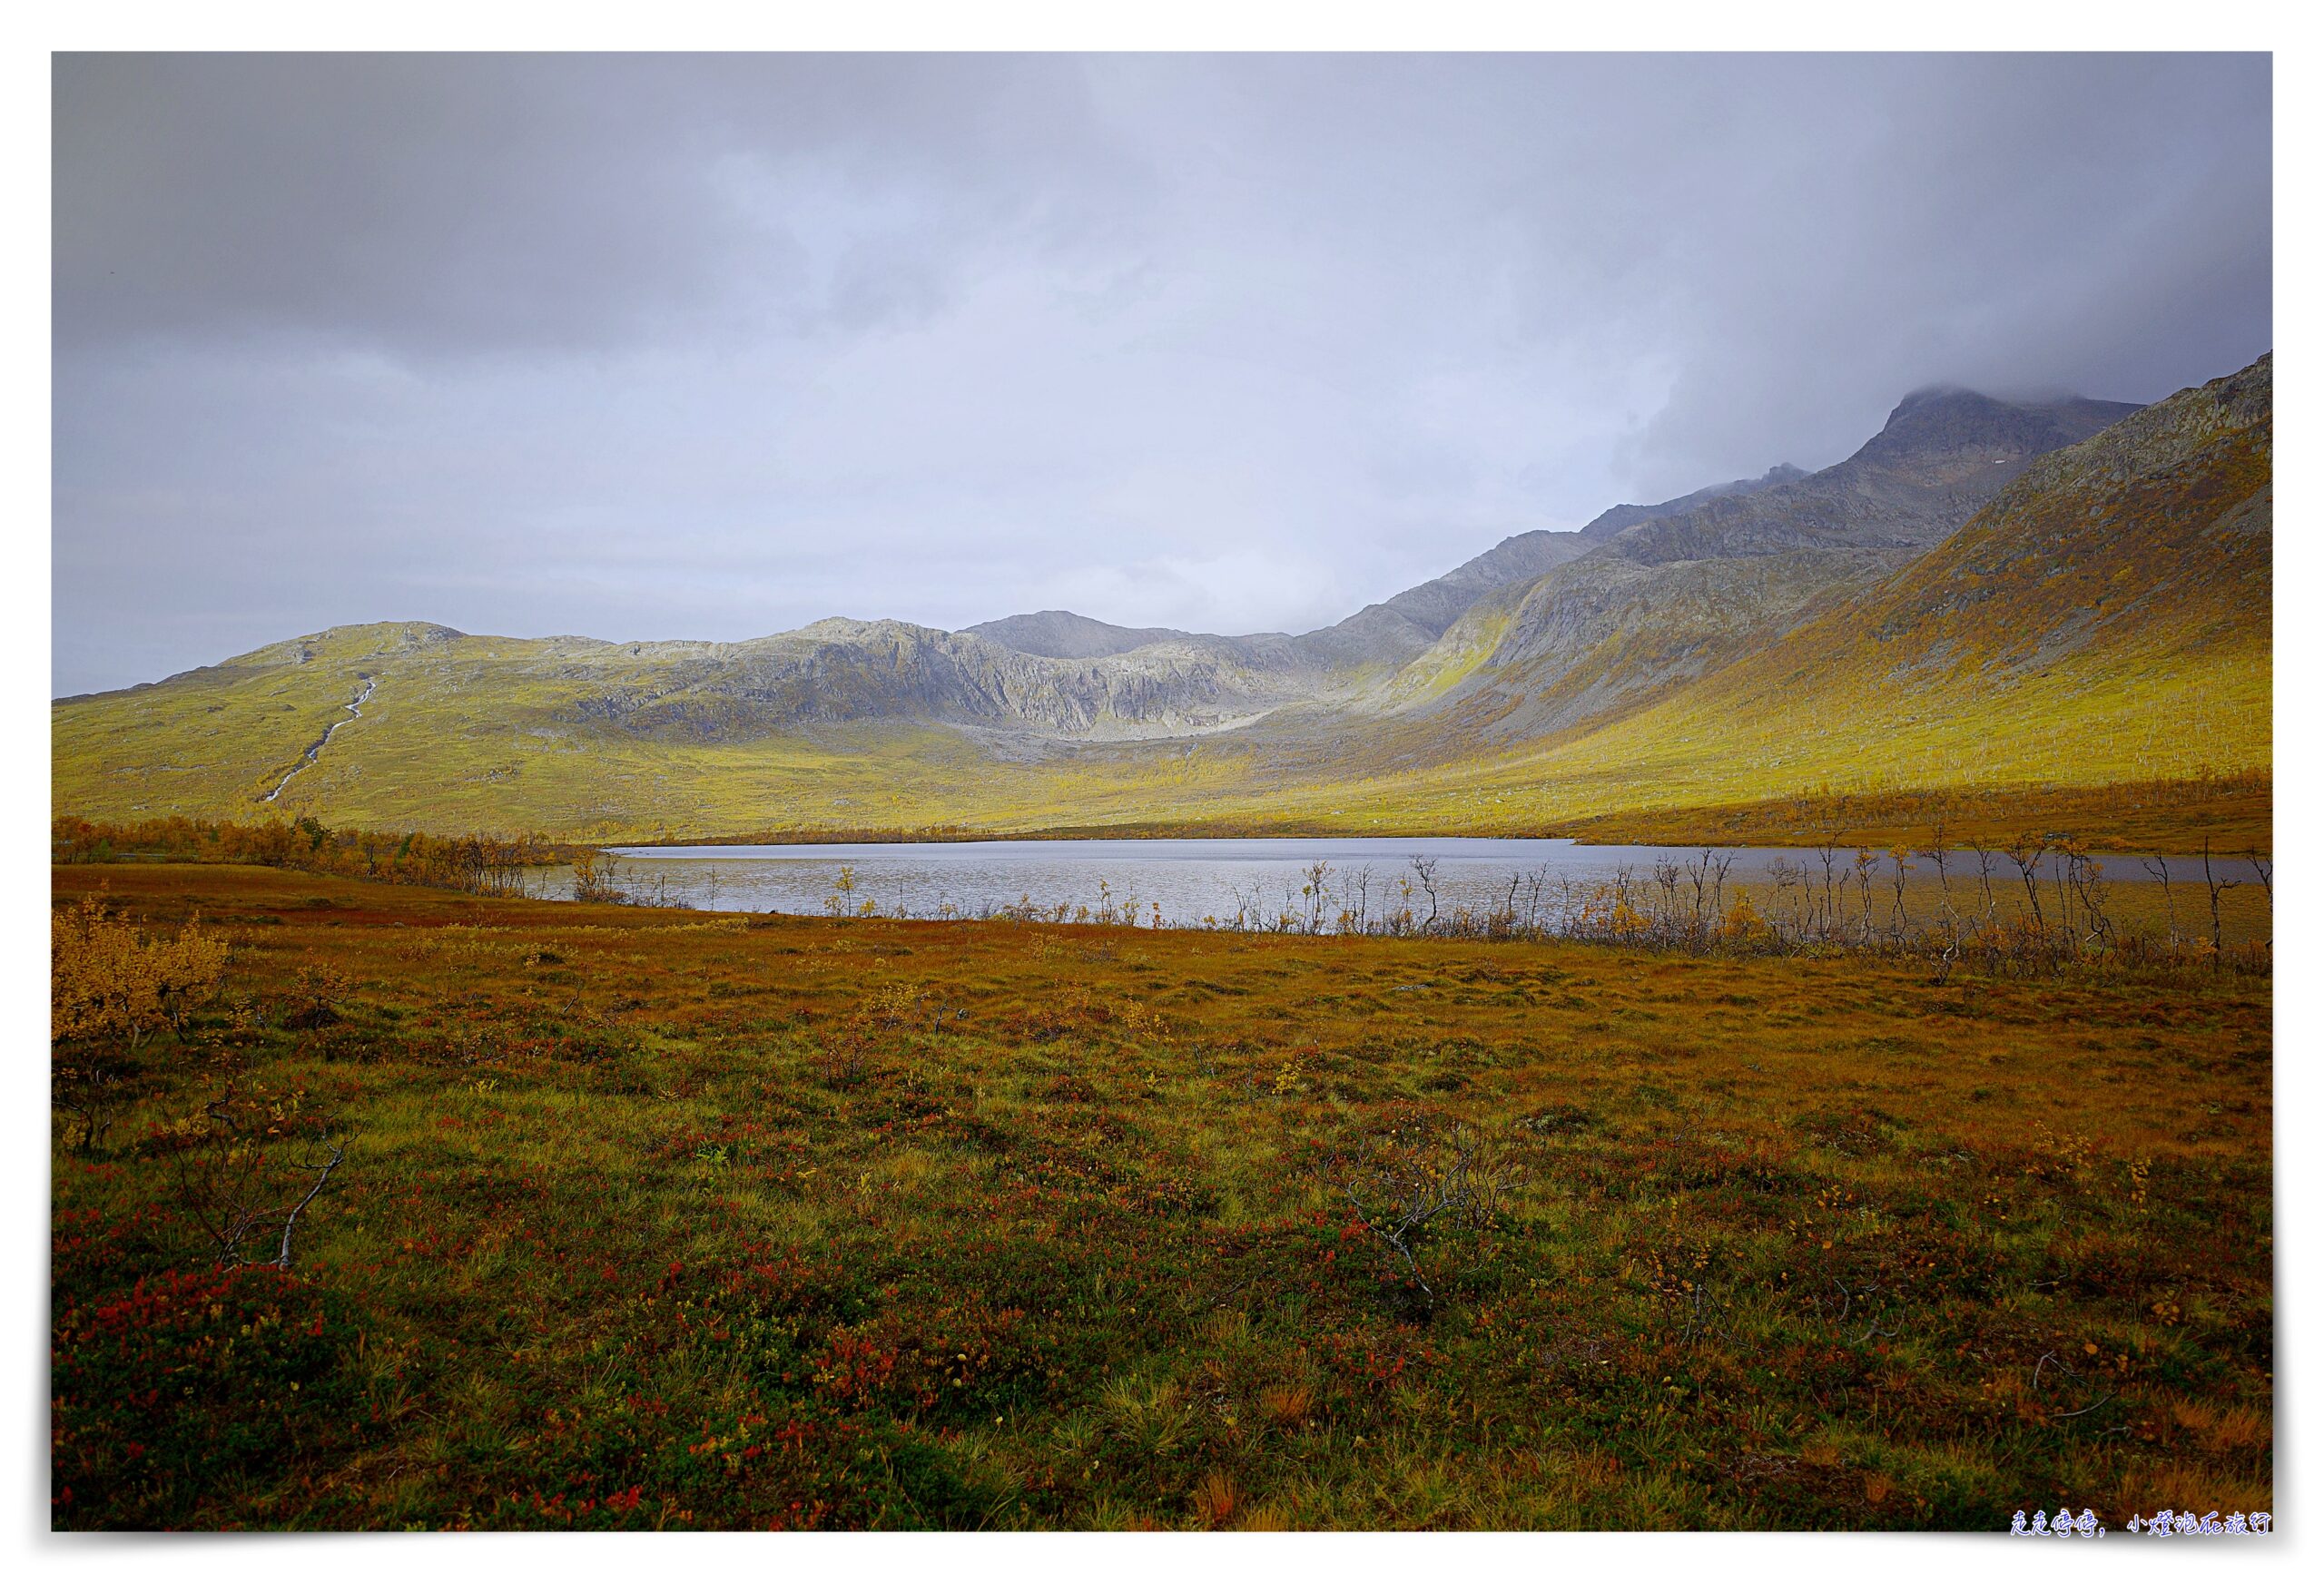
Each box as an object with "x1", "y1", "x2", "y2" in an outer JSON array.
[{"x1": 53, "y1": 53, "x2": 2271, "y2": 696}]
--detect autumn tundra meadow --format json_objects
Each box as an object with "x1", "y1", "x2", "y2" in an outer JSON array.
[
  {"x1": 46, "y1": 802, "x2": 2273, "y2": 1532},
  {"x1": 44, "y1": 48, "x2": 2281, "y2": 1546}
]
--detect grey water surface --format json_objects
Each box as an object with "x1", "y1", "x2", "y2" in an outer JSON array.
[{"x1": 545, "y1": 838, "x2": 2264, "y2": 927}]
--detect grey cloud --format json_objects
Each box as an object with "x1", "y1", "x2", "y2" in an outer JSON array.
[{"x1": 54, "y1": 53, "x2": 1152, "y2": 357}]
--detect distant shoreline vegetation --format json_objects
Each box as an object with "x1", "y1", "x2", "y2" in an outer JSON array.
[
  {"x1": 604, "y1": 772, "x2": 2269, "y2": 855},
  {"x1": 52, "y1": 767, "x2": 2270, "y2": 867},
  {"x1": 50, "y1": 815, "x2": 579, "y2": 896},
  {"x1": 156, "y1": 767, "x2": 2248, "y2": 855}
]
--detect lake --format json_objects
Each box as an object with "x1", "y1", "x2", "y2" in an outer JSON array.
[{"x1": 537, "y1": 836, "x2": 2268, "y2": 933}]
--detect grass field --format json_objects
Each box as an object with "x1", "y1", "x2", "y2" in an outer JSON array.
[{"x1": 51, "y1": 863, "x2": 2272, "y2": 1530}]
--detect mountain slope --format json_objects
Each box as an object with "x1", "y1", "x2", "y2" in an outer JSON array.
[
  {"x1": 1605, "y1": 356, "x2": 2271, "y2": 791},
  {"x1": 54, "y1": 362, "x2": 2262, "y2": 845},
  {"x1": 970, "y1": 521, "x2": 1603, "y2": 675},
  {"x1": 1364, "y1": 389, "x2": 2142, "y2": 741},
  {"x1": 1283, "y1": 355, "x2": 2269, "y2": 833},
  {"x1": 1285, "y1": 526, "x2": 1597, "y2": 673},
  {"x1": 1285, "y1": 463, "x2": 1816, "y2": 683}
]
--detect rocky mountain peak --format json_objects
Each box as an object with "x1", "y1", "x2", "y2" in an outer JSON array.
[
  {"x1": 964, "y1": 610, "x2": 1200, "y2": 660},
  {"x1": 1856, "y1": 386, "x2": 2140, "y2": 469}
]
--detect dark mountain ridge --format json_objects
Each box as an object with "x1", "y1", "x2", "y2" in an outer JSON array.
[
  {"x1": 963, "y1": 610, "x2": 1214, "y2": 660},
  {"x1": 1364, "y1": 385, "x2": 2144, "y2": 744},
  {"x1": 1576, "y1": 463, "x2": 1807, "y2": 543}
]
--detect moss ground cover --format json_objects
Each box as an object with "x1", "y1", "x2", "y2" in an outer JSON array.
[{"x1": 51, "y1": 863, "x2": 2271, "y2": 1529}]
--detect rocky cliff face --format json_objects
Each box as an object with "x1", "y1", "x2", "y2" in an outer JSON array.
[
  {"x1": 1600, "y1": 391, "x2": 2139, "y2": 565},
  {"x1": 1373, "y1": 388, "x2": 2144, "y2": 740},
  {"x1": 1839, "y1": 357, "x2": 2270, "y2": 679},
  {"x1": 1575, "y1": 463, "x2": 1807, "y2": 544},
  {"x1": 440, "y1": 618, "x2": 1311, "y2": 743},
  {"x1": 1546, "y1": 354, "x2": 2271, "y2": 794}
]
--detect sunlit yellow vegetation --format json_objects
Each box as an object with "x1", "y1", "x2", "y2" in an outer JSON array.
[
  {"x1": 52, "y1": 890, "x2": 230, "y2": 1053},
  {"x1": 51, "y1": 813, "x2": 572, "y2": 890},
  {"x1": 47, "y1": 609, "x2": 2266, "y2": 850}
]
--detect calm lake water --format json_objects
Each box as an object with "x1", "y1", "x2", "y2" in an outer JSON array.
[{"x1": 534, "y1": 837, "x2": 2267, "y2": 929}]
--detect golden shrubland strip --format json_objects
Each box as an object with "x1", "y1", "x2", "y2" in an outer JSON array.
[{"x1": 51, "y1": 813, "x2": 575, "y2": 894}]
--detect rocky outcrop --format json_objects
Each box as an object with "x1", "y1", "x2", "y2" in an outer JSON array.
[
  {"x1": 1375, "y1": 388, "x2": 2144, "y2": 737},
  {"x1": 1575, "y1": 463, "x2": 1807, "y2": 544},
  {"x1": 964, "y1": 610, "x2": 1209, "y2": 659}
]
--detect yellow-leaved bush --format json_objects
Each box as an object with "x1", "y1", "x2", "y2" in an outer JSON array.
[{"x1": 52, "y1": 890, "x2": 230, "y2": 1055}]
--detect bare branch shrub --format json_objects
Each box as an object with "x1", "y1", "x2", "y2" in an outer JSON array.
[
  {"x1": 1331, "y1": 1121, "x2": 1521, "y2": 1316},
  {"x1": 162, "y1": 1082, "x2": 350, "y2": 1272}
]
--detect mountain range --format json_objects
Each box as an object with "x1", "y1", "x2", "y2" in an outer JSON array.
[{"x1": 51, "y1": 355, "x2": 2270, "y2": 842}]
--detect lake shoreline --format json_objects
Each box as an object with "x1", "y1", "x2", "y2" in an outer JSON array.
[
  {"x1": 566, "y1": 833, "x2": 2270, "y2": 944},
  {"x1": 586, "y1": 770, "x2": 2271, "y2": 859}
]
